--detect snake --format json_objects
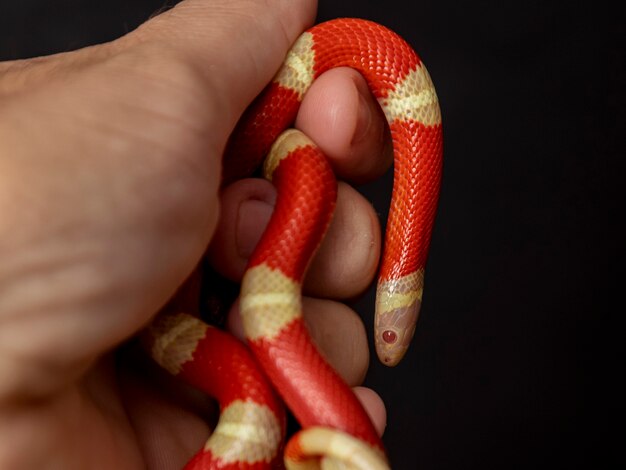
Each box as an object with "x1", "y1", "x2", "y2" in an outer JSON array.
[{"x1": 143, "y1": 17, "x2": 442, "y2": 469}]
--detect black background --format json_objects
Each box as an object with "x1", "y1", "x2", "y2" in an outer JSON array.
[{"x1": 1, "y1": 1, "x2": 622, "y2": 469}]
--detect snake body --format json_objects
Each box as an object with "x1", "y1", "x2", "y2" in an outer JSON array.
[{"x1": 146, "y1": 18, "x2": 442, "y2": 469}]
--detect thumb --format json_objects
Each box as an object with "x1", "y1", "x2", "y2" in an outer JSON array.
[{"x1": 0, "y1": 0, "x2": 316, "y2": 400}]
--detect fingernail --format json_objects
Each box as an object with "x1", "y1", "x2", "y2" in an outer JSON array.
[
  {"x1": 351, "y1": 89, "x2": 373, "y2": 145},
  {"x1": 236, "y1": 197, "x2": 274, "y2": 258}
]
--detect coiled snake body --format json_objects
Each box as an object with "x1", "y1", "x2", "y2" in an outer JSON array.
[{"x1": 144, "y1": 17, "x2": 442, "y2": 469}]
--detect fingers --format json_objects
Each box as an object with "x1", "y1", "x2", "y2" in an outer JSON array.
[
  {"x1": 207, "y1": 179, "x2": 277, "y2": 281},
  {"x1": 227, "y1": 298, "x2": 387, "y2": 435},
  {"x1": 353, "y1": 387, "x2": 387, "y2": 436},
  {"x1": 305, "y1": 182, "x2": 380, "y2": 298},
  {"x1": 208, "y1": 180, "x2": 380, "y2": 298},
  {"x1": 209, "y1": 65, "x2": 391, "y2": 294},
  {"x1": 228, "y1": 297, "x2": 369, "y2": 386}
]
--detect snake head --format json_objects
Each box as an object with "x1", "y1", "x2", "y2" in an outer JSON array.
[{"x1": 374, "y1": 271, "x2": 424, "y2": 366}]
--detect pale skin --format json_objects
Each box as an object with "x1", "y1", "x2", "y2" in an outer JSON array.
[{"x1": 0, "y1": 0, "x2": 395, "y2": 468}]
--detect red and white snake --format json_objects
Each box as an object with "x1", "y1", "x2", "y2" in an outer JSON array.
[{"x1": 144, "y1": 17, "x2": 442, "y2": 469}]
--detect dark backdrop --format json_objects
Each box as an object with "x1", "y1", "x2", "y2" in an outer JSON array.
[{"x1": 1, "y1": 1, "x2": 622, "y2": 469}]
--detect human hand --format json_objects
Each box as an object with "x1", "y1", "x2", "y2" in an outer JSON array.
[{"x1": 0, "y1": 0, "x2": 392, "y2": 468}]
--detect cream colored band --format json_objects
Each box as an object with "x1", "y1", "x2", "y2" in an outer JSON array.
[
  {"x1": 285, "y1": 427, "x2": 388, "y2": 470},
  {"x1": 274, "y1": 32, "x2": 315, "y2": 96},
  {"x1": 376, "y1": 270, "x2": 425, "y2": 315},
  {"x1": 149, "y1": 313, "x2": 208, "y2": 375},
  {"x1": 240, "y1": 265, "x2": 302, "y2": 341},
  {"x1": 381, "y1": 65, "x2": 442, "y2": 126},
  {"x1": 205, "y1": 400, "x2": 282, "y2": 463},
  {"x1": 264, "y1": 129, "x2": 315, "y2": 180}
]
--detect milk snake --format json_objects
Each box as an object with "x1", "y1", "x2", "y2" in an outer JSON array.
[{"x1": 144, "y1": 17, "x2": 442, "y2": 469}]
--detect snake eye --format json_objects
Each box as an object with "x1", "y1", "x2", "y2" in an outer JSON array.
[{"x1": 382, "y1": 330, "x2": 397, "y2": 344}]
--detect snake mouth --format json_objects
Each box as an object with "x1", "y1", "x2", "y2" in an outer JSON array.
[{"x1": 377, "y1": 342, "x2": 407, "y2": 367}]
